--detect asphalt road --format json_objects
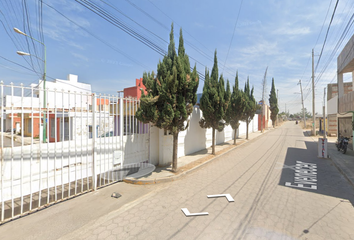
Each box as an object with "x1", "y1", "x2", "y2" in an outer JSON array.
[{"x1": 2, "y1": 121, "x2": 354, "y2": 240}]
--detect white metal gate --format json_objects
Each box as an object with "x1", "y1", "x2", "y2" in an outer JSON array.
[{"x1": 0, "y1": 82, "x2": 150, "y2": 224}]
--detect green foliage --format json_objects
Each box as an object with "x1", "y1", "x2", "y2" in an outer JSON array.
[
  {"x1": 241, "y1": 77, "x2": 257, "y2": 124},
  {"x1": 225, "y1": 72, "x2": 246, "y2": 131},
  {"x1": 269, "y1": 78, "x2": 279, "y2": 127},
  {"x1": 136, "y1": 24, "x2": 199, "y2": 171},
  {"x1": 199, "y1": 50, "x2": 229, "y2": 132},
  {"x1": 136, "y1": 24, "x2": 199, "y2": 134}
]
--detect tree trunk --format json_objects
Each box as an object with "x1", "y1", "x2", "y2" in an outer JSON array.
[
  {"x1": 233, "y1": 127, "x2": 237, "y2": 145},
  {"x1": 172, "y1": 131, "x2": 179, "y2": 172},
  {"x1": 246, "y1": 120, "x2": 249, "y2": 140},
  {"x1": 212, "y1": 127, "x2": 215, "y2": 155}
]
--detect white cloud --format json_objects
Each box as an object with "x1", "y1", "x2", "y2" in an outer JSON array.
[
  {"x1": 239, "y1": 40, "x2": 279, "y2": 56},
  {"x1": 42, "y1": 2, "x2": 91, "y2": 50},
  {"x1": 274, "y1": 27, "x2": 311, "y2": 36},
  {"x1": 72, "y1": 53, "x2": 89, "y2": 62}
]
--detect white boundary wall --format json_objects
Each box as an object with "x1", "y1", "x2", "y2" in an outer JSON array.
[{"x1": 151, "y1": 106, "x2": 259, "y2": 166}]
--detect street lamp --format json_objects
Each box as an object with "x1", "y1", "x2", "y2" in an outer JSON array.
[
  {"x1": 14, "y1": 27, "x2": 47, "y2": 143},
  {"x1": 16, "y1": 51, "x2": 30, "y2": 56}
]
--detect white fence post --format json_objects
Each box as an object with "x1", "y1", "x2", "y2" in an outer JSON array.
[
  {"x1": 120, "y1": 96, "x2": 124, "y2": 165},
  {"x1": 1, "y1": 81, "x2": 4, "y2": 222},
  {"x1": 92, "y1": 93, "x2": 97, "y2": 191},
  {"x1": 0, "y1": 83, "x2": 152, "y2": 223}
]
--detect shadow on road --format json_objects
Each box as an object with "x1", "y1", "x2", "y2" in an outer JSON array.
[{"x1": 278, "y1": 141, "x2": 354, "y2": 207}]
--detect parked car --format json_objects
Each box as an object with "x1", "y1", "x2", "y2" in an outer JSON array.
[{"x1": 99, "y1": 131, "x2": 114, "y2": 137}]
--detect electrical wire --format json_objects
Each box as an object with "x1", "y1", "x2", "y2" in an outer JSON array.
[
  {"x1": 145, "y1": 0, "x2": 238, "y2": 79},
  {"x1": 302, "y1": 2, "x2": 354, "y2": 102},
  {"x1": 42, "y1": 1, "x2": 150, "y2": 70},
  {"x1": 222, "y1": 0, "x2": 243, "y2": 73},
  {"x1": 74, "y1": 0, "x2": 206, "y2": 80},
  {"x1": 315, "y1": 0, "x2": 339, "y2": 72}
]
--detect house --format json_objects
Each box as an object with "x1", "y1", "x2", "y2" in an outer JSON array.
[
  {"x1": 327, "y1": 82, "x2": 352, "y2": 136},
  {"x1": 3, "y1": 93, "x2": 41, "y2": 136},
  {"x1": 257, "y1": 100, "x2": 271, "y2": 131},
  {"x1": 2, "y1": 74, "x2": 113, "y2": 143},
  {"x1": 111, "y1": 78, "x2": 149, "y2": 136},
  {"x1": 123, "y1": 78, "x2": 147, "y2": 99},
  {"x1": 336, "y1": 33, "x2": 354, "y2": 149}
]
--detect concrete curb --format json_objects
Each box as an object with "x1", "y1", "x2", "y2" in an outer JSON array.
[{"x1": 123, "y1": 128, "x2": 274, "y2": 185}]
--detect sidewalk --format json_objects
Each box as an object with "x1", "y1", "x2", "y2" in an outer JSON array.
[
  {"x1": 326, "y1": 137, "x2": 354, "y2": 187},
  {"x1": 0, "y1": 129, "x2": 272, "y2": 240},
  {"x1": 124, "y1": 129, "x2": 270, "y2": 185},
  {"x1": 303, "y1": 131, "x2": 354, "y2": 188}
]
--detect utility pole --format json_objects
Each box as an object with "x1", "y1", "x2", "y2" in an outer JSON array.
[
  {"x1": 261, "y1": 67, "x2": 268, "y2": 132},
  {"x1": 298, "y1": 80, "x2": 306, "y2": 128},
  {"x1": 312, "y1": 49, "x2": 316, "y2": 136},
  {"x1": 323, "y1": 88, "x2": 326, "y2": 139}
]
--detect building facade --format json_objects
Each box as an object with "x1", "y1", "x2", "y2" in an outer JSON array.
[{"x1": 336, "y1": 33, "x2": 354, "y2": 149}]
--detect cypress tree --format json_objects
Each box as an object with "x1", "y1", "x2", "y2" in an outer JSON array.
[
  {"x1": 199, "y1": 50, "x2": 229, "y2": 155},
  {"x1": 269, "y1": 78, "x2": 279, "y2": 127},
  {"x1": 241, "y1": 77, "x2": 257, "y2": 139},
  {"x1": 136, "y1": 24, "x2": 199, "y2": 172},
  {"x1": 225, "y1": 72, "x2": 246, "y2": 145}
]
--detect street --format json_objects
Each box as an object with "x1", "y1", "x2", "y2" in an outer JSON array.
[
  {"x1": 60, "y1": 121, "x2": 354, "y2": 240},
  {"x1": 2, "y1": 121, "x2": 354, "y2": 240}
]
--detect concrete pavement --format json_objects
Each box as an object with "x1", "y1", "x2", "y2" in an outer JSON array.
[
  {"x1": 124, "y1": 126, "x2": 354, "y2": 190},
  {"x1": 0, "y1": 128, "x2": 272, "y2": 240},
  {"x1": 303, "y1": 131, "x2": 354, "y2": 188},
  {"x1": 2, "y1": 122, "x2": 354, "y2": 240},
  {"x1": 326, "y1": 137, "x2": 354, "y2": 187},
  {"x1": 57, "y1": 121, "x2": 354, "y2": 240}
]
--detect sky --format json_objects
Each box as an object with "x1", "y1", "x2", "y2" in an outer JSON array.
[{"x1": 1, "y1": 0, "x2": 354, "y2": 114}]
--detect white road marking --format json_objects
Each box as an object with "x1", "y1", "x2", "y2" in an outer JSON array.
[
  {"x1": 285, "y1": 161, "x2": 318, "y2": 190},
  {"x1": 207, "y1": 194, "x2": 235, "y2": 202},
  {"x1": 181, "y1": 208, "x2": 209, "y2": 217}
]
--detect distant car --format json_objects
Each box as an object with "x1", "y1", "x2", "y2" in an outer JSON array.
[{"x1": 99, "y1": 131, "x2": 114, "y2": 137}]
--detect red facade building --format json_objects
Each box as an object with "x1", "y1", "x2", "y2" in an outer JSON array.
[{"x1": 124, "y1": 78, "x2": 147, "y2": 99}]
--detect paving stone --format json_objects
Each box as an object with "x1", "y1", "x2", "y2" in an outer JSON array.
[{"x1": 50, "y1": 123, "x2": 354, "y2": 239}]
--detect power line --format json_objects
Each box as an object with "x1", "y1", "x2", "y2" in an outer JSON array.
[
  {"x1": 146, "y1": 0, "x2": 237, "y2": 78},
  {"x1": 0, "y1": 62, "x2": 37, "y2": 75},
  {"x1": 314, "y1": 0, "x2": 339, "y2": 72},
  {"x1": 222, "y1": 0, "x2": 243, "y2": 73},
  {"x1": 0, "y1": 9, "x2": 41, "y2": 79},
  {"x1": 317, "y1": 19, "x2": 354, "y2": 83},
  {"x1": 298, "y1": 0, "x2": 333, "y2": 86},
  {"x1": 0, "y1": 55, "x2": 40, "y2": 75},
  {"x1": 42, "y1": 1, "x2": 150, "y2": 70},
  {"x1": 303, "y1": 1, "x2": 354, "y2": 101},
  {"x1": 314, "y1": 12, "x2": 354, "y2": 88},
  {"x1": 74, "y1": 0, "x2": 206, "y2": 80}
]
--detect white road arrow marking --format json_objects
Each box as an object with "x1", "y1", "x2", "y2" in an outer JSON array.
[
  {"x1": 207, "y1": 194, "x2": 234, "y2": 202},
  {"x1": 181, "y1": 208, "x2": 209, "y2": 217}
]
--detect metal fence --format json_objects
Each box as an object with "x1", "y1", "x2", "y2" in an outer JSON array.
[{"x1": 0, "y1": 82, "x2": 150, "y2": 224}]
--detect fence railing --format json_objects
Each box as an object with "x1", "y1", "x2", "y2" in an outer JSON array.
[{"x1": 0, "y1": 82, "x2": 150, "y2": 224}]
